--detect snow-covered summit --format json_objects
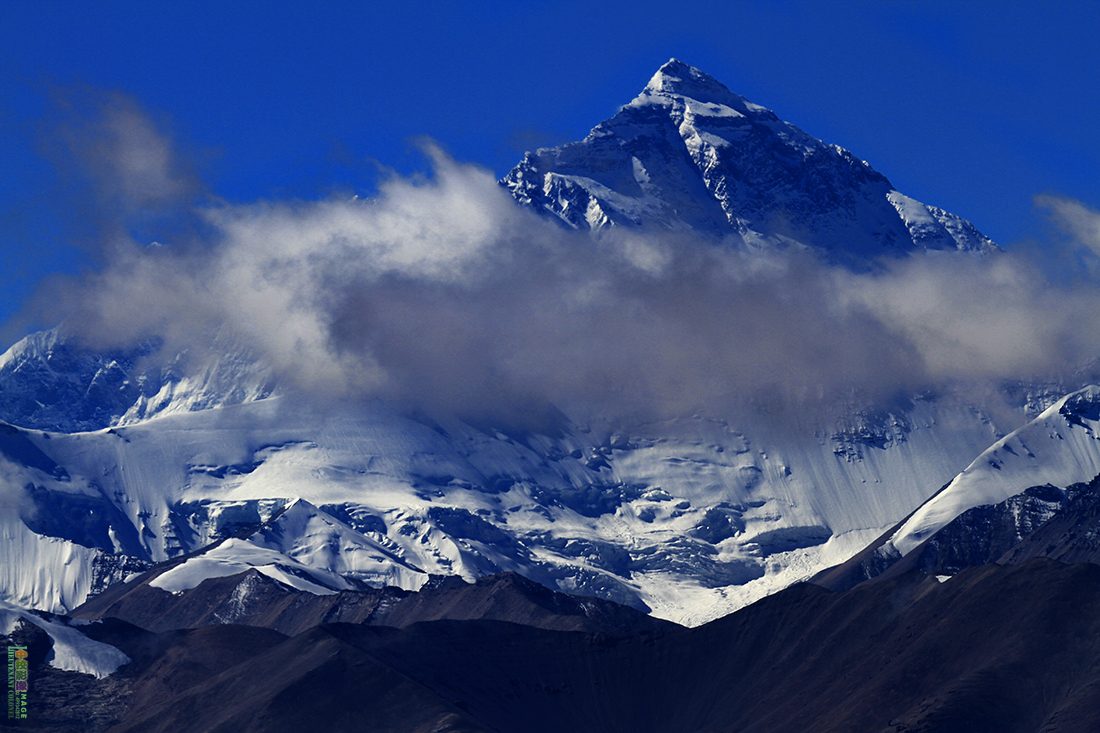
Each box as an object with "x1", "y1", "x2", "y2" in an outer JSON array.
[
  {"x1": 641, "y1": 59, "x2": 766, "y2": 111},
  {"x1": 502, "y1": 59, "x2": 997, "y2": 264}
]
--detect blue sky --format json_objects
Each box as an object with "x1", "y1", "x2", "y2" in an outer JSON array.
[{"x1": 2, "y1": 1, "x2": 1099, "y2": 337}]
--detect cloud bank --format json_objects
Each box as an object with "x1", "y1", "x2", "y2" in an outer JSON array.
[{"x1": 29, "y1": 97, "x2": 1100, "y2": 428}]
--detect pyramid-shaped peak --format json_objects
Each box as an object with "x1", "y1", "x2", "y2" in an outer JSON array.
[
  {"x1": 639, "y1": 59, "x2": 763, "y2": 115},
  {"x1": 501, "y1": 59, "x2": 997, "y2": 259},
  {"x1": 645, "y1": 59, "x2": 738, "y2": 99}
]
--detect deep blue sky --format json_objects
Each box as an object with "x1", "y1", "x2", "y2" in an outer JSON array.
[{"x1": 2, "y1": 1, "x2": 1099, "y2": 336}]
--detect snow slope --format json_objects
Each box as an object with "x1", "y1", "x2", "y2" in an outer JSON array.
[
  {"x1": 0, "y1": 390, "x2": 1020, "y2": 625},
  {"x1": 887, "y1": 386, "x2": 1100, "y2": 558},
  {"x1": 0, "y1": 327, "x2": 274, "y2": 434},
  {"x1": 0, "y1": 600, "x2": 130, "y2": 678}
]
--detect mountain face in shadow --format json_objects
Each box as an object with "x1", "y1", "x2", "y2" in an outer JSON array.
[
  {"x1": 10, "y1": 558, "x2": 1100, "y2": 733},
  {"x1": 71, "y1": 568, "x2": 677, "y2": 637}
]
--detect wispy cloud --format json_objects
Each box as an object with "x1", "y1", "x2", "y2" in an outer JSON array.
[
  {"x1": 28, "y1": 99, "x2": 1100, "y2": 429},
  {"x1": 37, "y1": 88, "x2": 205, "y2": 258},
  {"x1": 1037, "y1": 194, "x2": 1100, "y2": 257}
]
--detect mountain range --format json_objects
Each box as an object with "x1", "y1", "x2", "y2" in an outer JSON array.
[{"x1": 3, "y1": 59, "x2": 1100, "y2": 731}]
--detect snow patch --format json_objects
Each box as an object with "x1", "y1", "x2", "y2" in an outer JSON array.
[{"x1": 0, "y1": 600, "x2": 130, "y2": 678}]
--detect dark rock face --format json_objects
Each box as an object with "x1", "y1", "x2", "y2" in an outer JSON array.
[
  {"x1": 30, "y1": 559, "x2": 1100, "y2": 733},
  {"x1": 1, "y1": 620, "x2": 131, "y2": 733},
  {"x1": 831, "y1": 407, "x2": 912, "y2": 460},
  {"x1": 896, "y1": 483, "x2": 1072, "y2": 575},
  {"x1": 70, "y1": 569, "x2": 676, "y2": 638},
  {"x1": 22, "y1": 485, "x2": 148, "y2": 559},
  {"x1": 999, "y1": 476, "x2": 1100, "y2": 566}
]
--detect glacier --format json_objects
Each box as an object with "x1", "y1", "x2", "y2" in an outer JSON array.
[{"x1": 0, "y1": 369, "x2": 1036, "y2": 625}]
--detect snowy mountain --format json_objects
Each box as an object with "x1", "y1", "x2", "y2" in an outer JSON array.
[
  {"x1": 814, "y1": 385, "x2": 1100, "y2": 588},
  {"x1": 9, "y1": 58, "x2": 1100, "y2": 733},
  {"x1": 0, "y1": 60, "x2": 1082, "y2": 637},
  {"x1": 501, "y1": 59, "x2": 997, "y2": 264},
  {"x1": 891, "y1": 386, "x2": 1100, "y2": 557},
  {"x1": 0, "y1": 385, "x2": 1029, "y2": 627},
  {"x1": 0, "y1": 327, "x2": 274, "y2": 433}
]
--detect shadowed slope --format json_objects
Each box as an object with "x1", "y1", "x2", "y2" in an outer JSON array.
[{"x1": 64, "y1": 558, "x2": 1100, "y2": 733}]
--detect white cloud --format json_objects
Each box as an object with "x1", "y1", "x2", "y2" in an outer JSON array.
[
  {"x1": 31, "y1": 101, "x2": 1100, "y2": 427},
  {"x1": 1037, "y1": 194, "x2": 1100, "y2": 257}
]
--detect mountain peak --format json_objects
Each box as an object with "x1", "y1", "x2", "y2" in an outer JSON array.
[
  {"x1": 644, "y1": 59, "x2": 728, "y2": 96},
  {"x1": 501, "y1": 61, "x2": 997, "y2": 262},
  {"x1": 637, "y1": 59, "x2": 766, "y2": 118}
]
